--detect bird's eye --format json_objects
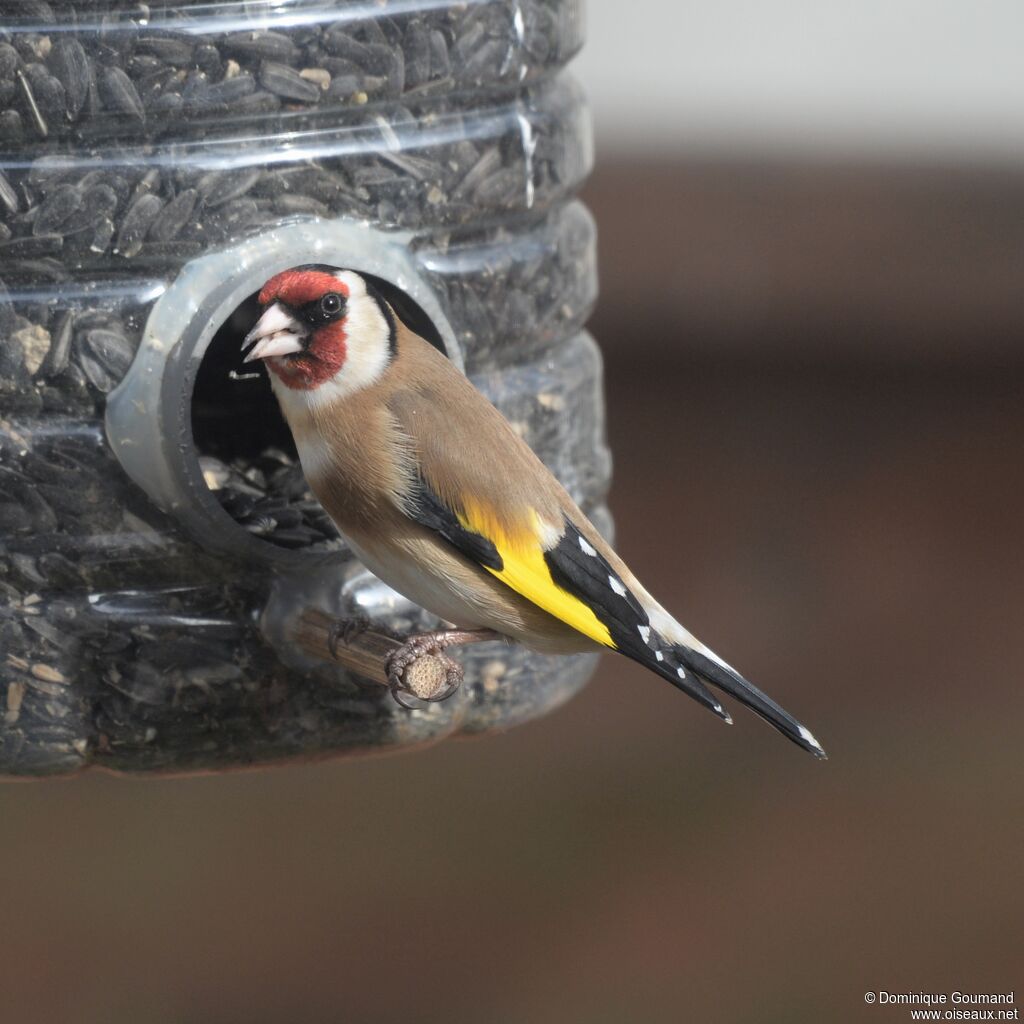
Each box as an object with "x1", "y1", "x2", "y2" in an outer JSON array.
[{"x1": 320, "y1": 292, "x2": 343, "y2": 316}]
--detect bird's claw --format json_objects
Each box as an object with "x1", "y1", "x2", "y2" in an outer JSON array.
[
  {"x1": 326, "y1": 615, "x2": 371, "y2": 661},
  {"x1": 385, "y1": 636, "x2": 464, "y2": 708}
]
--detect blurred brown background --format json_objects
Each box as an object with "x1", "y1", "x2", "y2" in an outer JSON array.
[{"x1": 3, "y1": 3, "x2": 1024, "y2": 1016}]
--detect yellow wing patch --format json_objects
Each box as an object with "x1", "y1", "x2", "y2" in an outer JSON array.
[{"x1": 458, "y1": 500, "x2": 614, "y2": 648}]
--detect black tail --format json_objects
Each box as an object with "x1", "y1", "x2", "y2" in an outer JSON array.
[
  {"x1": 621, "y1": 633, "x2": 827, "y2": 759},
  {"x1": 674, "y1": 647, "x2": 827, "y2": 759}
]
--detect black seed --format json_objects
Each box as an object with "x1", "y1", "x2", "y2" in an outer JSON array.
[
  {"x1": 0, "y1": 278, "x2": 15, "y2": 334},
  {"x1": 114, "y1": 192, "x2": 163, "y2": 257},
  {"x1": 193, "y1": 72, "x2": 255, "y2": 110},
  {"x1": 192, "y1": 44, "x2": 222, "y2": 79},
  {"x1": 0, "y1": 328, "x2": 29, "y2": 386},
  {"x1": 0, "y1": 108, "x2": 23, "y2": 142},
  {"x1": 149, "y1": 91, "x2": 183, "y2": 118},
  {"x1": 147, "y1": 188, "x2": 198, "y2": 242},
  {"x1": 0, "y1": 43, "x2": 20, "y2": 81},
  {"x1": 180, "y1": 69, "x2": 209, "y2": 104},
  {"x1": 226, "y1": 90, "x2": 281, "y2": 116},
  {"x1": 325, "y1": 74, "x2": 362, "y2": 100},
  {"x1": 202, "y1": 197, "x2": 259, "y2": 235},
  {"x1": 32, "y1": 183, "x2": 80, "y2": 235},
  {"x1": 267, "y1": 526, "x2": 325, "y2": 549},
  {"x1": 47, "y1": 38, "x2": 89, "y2": 121},
  {"x1": 274, "y1": 194, "x2": 328, "y2": 217},
  {"x1": 323, "y1": 29, "x2": 372, "y2": 63},
  {"x1": 403, "y1": 22, "x2": 431, "y2": 89},
  {"x1": 429, "y1": 30, "x2": 451, "y2": 78},
  {"x1": 128, "y1": 168, "x2": 161, "y2": 205},
  {"x1": 197, "y1": 167, "x2": 261, "y2": 207},
  {"x1": 76, "y1": 351, "x2": 114, "y2": 393},
  {"x1": 127, "y1": 56, "x2": 164, "y2": 79},
  {"x1": 99, "y1": 67, "x2": 145, "y2": 122},
  {"x1": 0, "y1": 234, "x2": 62, "y2": 258},
  {"x1": 19, "y1": 1, "x2": 56, "y2": 25},
  {"x1": 464, "y1": 39, "x2": 509, "y2": 81},
  {"x1": 89, "y1": 216, "x2": 115, "y2": 254},
  {"x1": 0, "y1": 169, "x2": 19, "y2": 214},
  {"x1": 243, "y1": 514, "x2": 275, "y2": 536},
  {"x1": 453, "y1": 146, "x2": 501, "y2": 200},
  {"x1": 61, "y1": 184, "x2": 118, "y2": 234},
  {"x1": 38, "y1": 309, "x2": 73, "y2": 377},
  {"x1": 225, "y1": 31, "x2": 297, "y2": 64},
  {"x1": 24, "y1": 62, "x2": 66, "y2": 124},
  {"x1": 259, "y1": 61, "x2": 321, "y2": 103},
  {"x1": 0, "y1": 502, "x2": 33, "y2": 533},
  {"x1": 135, "y1": 36, "x2": 195, "y2": 65},
  {"x1": 85, "y1": 328, "x2": 134, "y2": 382},
  {"x1": 321, "y1": 56, "x2": 363, "y2": 80}
]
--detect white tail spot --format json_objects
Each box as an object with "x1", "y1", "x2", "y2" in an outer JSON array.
[
  {"x1": 637, "y1": 625, "x2": 651, "y2": 643},
  {"x1": 608, "y1": 575, "x2": 627, "y2": 597},
  {"x1": 578, "y1": 536, "x2": 597, "y2": 557}
]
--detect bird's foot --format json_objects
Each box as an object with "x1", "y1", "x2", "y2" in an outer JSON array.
[{"x1": 385, "y1": 629, "x2": 504, "y2": 708}]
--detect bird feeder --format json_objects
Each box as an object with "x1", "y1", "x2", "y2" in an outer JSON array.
[{"x1": 0, "y1": 0, "x2": 608, "y2": 776}]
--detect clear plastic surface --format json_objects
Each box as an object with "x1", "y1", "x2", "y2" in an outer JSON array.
[{"x1": 0, "y1": 0, "x2": 605, "y2": 776}]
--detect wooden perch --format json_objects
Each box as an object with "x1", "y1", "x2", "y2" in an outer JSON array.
[{"x1": 292, "y1": 609, "x2": 455, "y2": 701}]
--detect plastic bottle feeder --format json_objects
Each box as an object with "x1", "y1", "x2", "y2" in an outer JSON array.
[{"x1": 0, "y1": 0, "x2": 608, "y2": 776}]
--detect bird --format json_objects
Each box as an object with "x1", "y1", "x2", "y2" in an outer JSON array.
[{"x1": 242, "y1": 265, "x2": 826, "y2": 759}]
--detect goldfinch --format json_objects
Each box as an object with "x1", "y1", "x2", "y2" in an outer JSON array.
[{"x1": 243, "y1": 266, "x2": 826, "y2": 758}]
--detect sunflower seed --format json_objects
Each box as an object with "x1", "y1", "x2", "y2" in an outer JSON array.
[
  {"x1": 225, "y1": 31, "x2": 297, "y2": 64},
  {"x1": 32, "y1": 183, "x2": 79, "y2": 235},
  {"x1": 89, "y1": 216, "x2": 115, "y2": 254},
  {"x1": 60, "y1": 183, "x2": 117, "y2": 234},
  {"x1": 85, "y1": 327, "x2": 134, "y2": 382},
  {"x1": 47, "y1": 38, "x2": 89, "y2": 121},
  {"x1": 259, "y1": 61, "x2": 321, "y2": 103},
  {"x1": 0, "y1": 110, "x2": 23, "y2": 142},
  {"x1": 114, "y1": 192, "x2": 162, "y2": 257},
  {"x1": 429, "y1": 30, "x2": 451, "y2": 78},
  {"x1": 0, "y1": 43, "x2": 20, "y2": 82},
  {"x1": 0, "y1": 169, "x2": 18, "y2": 214},
  {"x1": 192, "y1": 44, "x2": 222, "y2": 80},
  {"x1": 146, "y1": 188, "x2": 197, "y2": 243},
  {"x1": 99, "y1": 66, "x2": 144, "y2": 122},
  {"x1": 0, "y1": 278, "x2": 15, "y2": 334},
  {"x1": 38, "y1": 309, "x2": 72, "y2": 377},
  {"x1": 0, "y1": 233, "x2": 62, "y2": 257},
  {"x1": 135, "y1": 36, "x2": 194, "y2": 65},
  {"x1": 194, "y1": 72, "x2": 255, "y2": 109},
  {"x1": 197, "y1": 167, "x2": 261, "y2": 208}
]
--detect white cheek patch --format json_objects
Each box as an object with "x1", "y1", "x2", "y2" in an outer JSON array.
[{"x1": 277, "y1": 270, "x2": 393, "y2": 413}]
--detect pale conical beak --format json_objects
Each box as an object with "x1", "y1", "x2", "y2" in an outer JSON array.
[{"x1": 242, "y1": 303, "x2": 306, "y2": 362}]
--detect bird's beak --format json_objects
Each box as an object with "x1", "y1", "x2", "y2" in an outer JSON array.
[{"x1": 242, "y1": 302, "x2": 306, "y2": 362}]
